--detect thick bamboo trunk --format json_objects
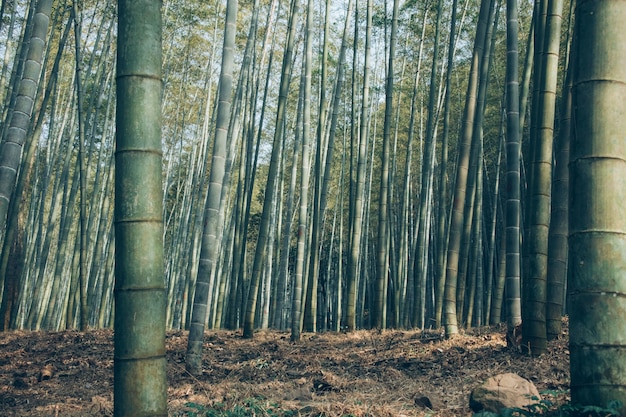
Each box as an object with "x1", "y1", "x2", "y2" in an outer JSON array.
[
  {"x1": 114, "y1": 0, "x2": 167, "y2": 414},
  {"x1": 569, "y1": 0, "x2": 626, "y2": 408}
]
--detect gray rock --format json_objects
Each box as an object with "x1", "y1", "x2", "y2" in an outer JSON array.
[{"x1": 469, "y1": 373, "x2": 541, "y2": 413}]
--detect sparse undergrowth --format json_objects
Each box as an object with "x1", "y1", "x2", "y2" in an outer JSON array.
[
  {"x1": 176, "y1": 397, "x2": 298, "y2": 417},
  {"x1": 0, "y1": 324, "x2": 570, "y2": 416},
  {"x1": 175, "y1": 394, "x2": 623, "y2": 417},
  {"x1": 511, "y1": 398, "x2": 622, "y2": 417},
  {"x1": 473, "y1": 391, "x2": 621, "y2": 417},
  {"x1": 173, "y1": 392, "x2": 622, "y2": 417}
]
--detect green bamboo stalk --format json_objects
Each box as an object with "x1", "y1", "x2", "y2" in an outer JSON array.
[
  {"x1": 114, "y1": 0, "x2": 167, "y2": 414},
  {"x1": 569, "y1": 0, "x2": 626, "y2": 408},
  {"x1": 0, "y1": 0, "x2": 52, "y2": 244},
  {"x1": 505, "y1": 0, "x2": 523, "y2": 340}
]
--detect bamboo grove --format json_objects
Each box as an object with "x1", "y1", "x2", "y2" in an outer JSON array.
[{"x1": 0, "y1": 0, "x2": 574, "y2": 353}]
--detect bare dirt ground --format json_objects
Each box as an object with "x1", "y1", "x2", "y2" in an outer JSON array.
[{"x1": 0, "y1": 322, "x2": 569, "y2": 416}]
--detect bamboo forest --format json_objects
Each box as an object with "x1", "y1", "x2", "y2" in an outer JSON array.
[{"x1": 1, "y1": 0, "x2": 625, "y2": 414}]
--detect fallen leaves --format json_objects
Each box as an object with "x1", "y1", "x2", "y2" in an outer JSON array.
[{"x1": 0, "y1": 322, "x2": 570, "y2": 417}]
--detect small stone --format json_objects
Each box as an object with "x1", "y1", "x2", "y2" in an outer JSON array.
[
  {"x1": 13, "y1": 377, "x2": 29, "y2": 389},
  {"x1": 414, "y1": 395, "x2": 433, "y2": 409}
]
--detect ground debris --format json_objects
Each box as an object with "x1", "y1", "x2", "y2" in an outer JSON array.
[{"x1": 0, "y1": 323, "x2": 570, "y2": 416}]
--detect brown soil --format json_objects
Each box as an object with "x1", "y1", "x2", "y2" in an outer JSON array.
[{"x1": 0, "y1": 323, "x2": 569, "y2": 416}]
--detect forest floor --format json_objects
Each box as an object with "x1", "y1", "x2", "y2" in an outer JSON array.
[{"x1": 0, "y1": 320, "x2": 570, "y2": 417}]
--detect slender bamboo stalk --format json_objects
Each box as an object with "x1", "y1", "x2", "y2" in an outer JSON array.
[
  {"x1": 0, "y1": 0, "x2": 53, "y2": 241},
  {"x1": 186, "y1": 0, "x2": 238, "y2": 374},
  {"x1": 505, "y1": 0, "x2": 523, "y2": 341},
  {"x1": 444, "y1": 0, "x2": 493, "y2": 337},
  {"x1": 243, "y1": 0, "x2": 299, "y2": 339},
  {"x1": 347, "y1": 0, "x2": 372, "y2": 332}
]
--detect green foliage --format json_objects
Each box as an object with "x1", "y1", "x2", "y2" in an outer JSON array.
[
  {"x1": 472, "y1": 396, "x2": 622, "y2": 417},
  {"x1": 181, "y1": 397, "x2": 297, "y2": 417},
  {"x1": 473, "y1": 412, "x2": 500, "y2": 417},
  {"x1": 553, "y1": 401, "x2": 622, "y2": 417}
]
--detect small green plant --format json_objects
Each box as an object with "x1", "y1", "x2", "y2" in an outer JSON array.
[
  {"x1": 472, "y1": 397, "x2": 622, "y2": 417},
  {"x1": 505, "y1": 399, "x2": 622, "y2": 417},
  {"x1": 509, "y1": 396, "x2": 553, "y2": 416},
  {"x1": 255, "y1": 358, "x2": 270, "y2": 369},
  {"x1": 182, "y1": 396, "x2": 296, "y2": 417},
  {"x1": 554, "y1": 400, "x2": 622, "y2": 417}
]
